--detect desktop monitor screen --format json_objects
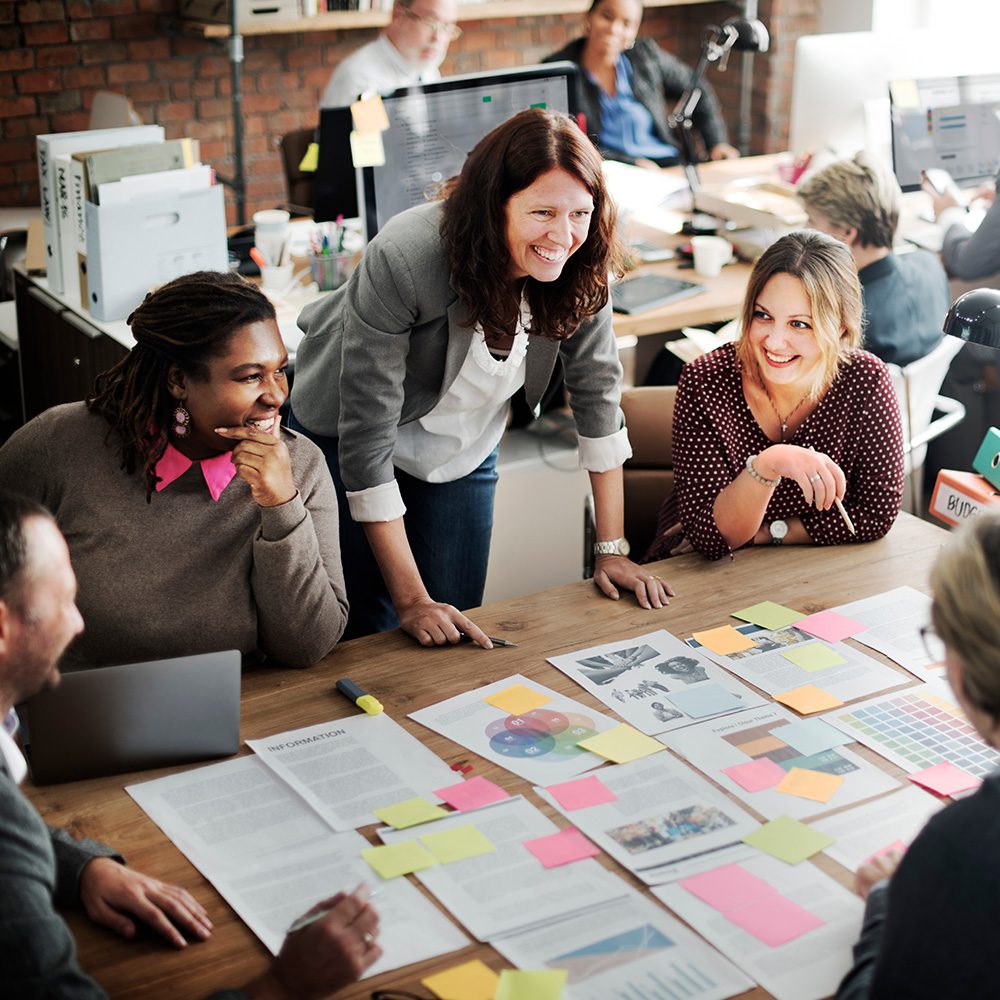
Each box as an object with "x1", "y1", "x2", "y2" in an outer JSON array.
[
  {"x1": 890, "y1": 72, "x2": 1000, "y2": 191},
  {"x1": 314, "y1": 105, "x2": 358, "y2": 224},
  {"x1": 358, "y1": 63, "x2": 578, "y2": 240}
]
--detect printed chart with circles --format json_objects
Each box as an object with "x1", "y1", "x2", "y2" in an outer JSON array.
[{"x1": 486, "y1": 708, "x2": 598, "y2": 760}]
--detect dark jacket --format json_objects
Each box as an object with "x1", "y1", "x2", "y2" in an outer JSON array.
[{"x1": 544, "y1": 36, "x2": 729, "y2": 165}]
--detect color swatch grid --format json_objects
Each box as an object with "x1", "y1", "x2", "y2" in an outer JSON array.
[{"x1": 833, "y1": 689, "x2": 1000, "y2": 778}]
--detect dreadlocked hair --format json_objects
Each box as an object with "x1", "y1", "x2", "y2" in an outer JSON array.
[{"x1": 86, "y1": 271, "x2": 276, "y2": 501}]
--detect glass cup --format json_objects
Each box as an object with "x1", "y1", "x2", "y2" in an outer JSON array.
[{"x1": 308, "y1": 250, "x2": 354, "y2": 292}]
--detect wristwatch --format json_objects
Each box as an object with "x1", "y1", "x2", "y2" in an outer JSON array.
[
  {"x1": 594, "y1": 536, "x2": 631, "y2": 558},
  {"x1": 768, "y1": 520, "x2": 788, "y2": 546}
]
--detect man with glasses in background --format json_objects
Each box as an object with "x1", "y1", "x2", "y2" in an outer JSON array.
[{"x1": 321, "y1": 0, "x2": 461, "y2": 109}]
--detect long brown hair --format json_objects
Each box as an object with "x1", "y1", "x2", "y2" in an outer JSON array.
[
  {"x1": 440, "y1": 107, "x2": 624, "y2": 341},
  {"x1": 87, "y1": 271, "x2": 276, "y2": 500}
]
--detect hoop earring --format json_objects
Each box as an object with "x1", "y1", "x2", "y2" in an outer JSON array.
[{"x1": 171, "y1": 403, "x2": 191, "y2": 438}]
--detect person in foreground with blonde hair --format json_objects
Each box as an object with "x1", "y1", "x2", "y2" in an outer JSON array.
[
  {"x1": 797, "y1": 151, "x2": 948, "y2": 367},
  {"x1": 837, "y1": 509, "x2": 1000, "y2": 999},
  {"x1": 645, "y1": 229, "x2": 904, "y2": 562}
]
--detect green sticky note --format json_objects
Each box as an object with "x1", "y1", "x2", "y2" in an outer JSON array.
[
  {"x1": 781, "y1": 643, "x2": 848, "y2": 672},
  {"x1": 733, "y1": 601, "x2": 804, "y2": 630},
  {"x1": 422, "y1": 958, "x2": 500, "y2": 1000},
  {"x1": 362, "y1": 840, "x2": 436, "y2": 879},
  {"x1": 420, "y1": 825, "x2": 496, "y2": 865},
  {"x1": 577, "y1": 723, "x2": 663, "y2": 763},
  {"x1": 494, "y1": 968, "x2": 568, "y2": 1000},
  {"x1": 373, "y1": 796, "x2": 449, "y2": 829},
  {"x1": 742, "y1": 815, "x2": 836, "y2": 864}
]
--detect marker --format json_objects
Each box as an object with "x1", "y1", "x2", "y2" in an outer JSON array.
[
  {"x1": 286, "y1": 883, "x2": 374, "y2": 934},
  {"x1": 249, "y1": 246, "x2": 267, "y2": 270},
  {"x1": 458, "y1": 631, "x2": 518, "y2": 648},
  {"x1": 336, "y1": 678, "x2": 383, "y2": 715}
]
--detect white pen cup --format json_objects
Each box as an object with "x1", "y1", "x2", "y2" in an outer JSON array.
[
  {"x1": 260, "y1": 263, "x2": 294, "y2": 293},
  {"x1": 253, "y1": 208, "x2": 291, "y2": 268},
  {"x1": 690, "y1": 235, "x2": 733, "y2": 278}
]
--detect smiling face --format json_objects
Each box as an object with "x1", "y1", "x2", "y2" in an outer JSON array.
[
  {"x1": 168, "y1": 319, "x2": 289, "y2": 460},
  {"x1": 585, "y1": 0, "x2": 642, "y2": 65},
  {"x1": 746, "y1": 272, "x2": 825, "y2": 394},
  {"x1": 504, "y1": 168, "x2": 595, "y2": 282}
]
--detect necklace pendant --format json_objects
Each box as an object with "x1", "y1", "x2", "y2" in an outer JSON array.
[{"x1": 781, "y1": 421, "x2": 788, "y2": 437}]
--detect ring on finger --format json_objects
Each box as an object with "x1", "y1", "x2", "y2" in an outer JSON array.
[
  {"x1": 809, "y1": 473, "x2": 822, "y2": 482},
  {"x1": 362, "y1": 931, "x2": 374, "y2": 948}
]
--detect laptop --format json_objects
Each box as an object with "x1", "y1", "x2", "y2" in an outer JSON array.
[
  {"x1": 611, "y1": 274, "x2": 705, "y2": 314},
  {"x1": 26, "y1": 650, "x2": 241, "y2": 785}
]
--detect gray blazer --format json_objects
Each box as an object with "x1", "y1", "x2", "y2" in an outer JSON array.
[{"x1": 291, "y1": 200, "x2": 625, "y2": 493}]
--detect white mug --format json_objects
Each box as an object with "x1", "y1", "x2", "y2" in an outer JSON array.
[
  {"x1": 253, "y1": 209, "x2": 291, "y2": 269},
  {"x1": 691, "y1": 235, "x2": 733, "y2": 278}
]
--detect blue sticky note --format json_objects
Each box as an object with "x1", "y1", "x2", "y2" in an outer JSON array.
[
  {"x1": 665, "y1": 682, "x2": 745, "y2": 719},
  {"x1": 778, "y1": 719, "x2": 853, "y2": 757}
]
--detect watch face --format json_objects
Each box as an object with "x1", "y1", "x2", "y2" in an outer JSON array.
[
  {"x1": 619, "y1": 538, "x2": 631, "y2": 557},
  {"x1": 769, "y1": 520, "x2": 788, "y2": 542}
]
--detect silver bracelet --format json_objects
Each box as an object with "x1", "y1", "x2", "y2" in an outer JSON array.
[{"x1": 745, "y1": 453, "x2": 781, "y2": 488}]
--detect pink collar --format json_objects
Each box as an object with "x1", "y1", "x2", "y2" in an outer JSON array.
[{"x1": 154, "y1": 441, "x2": 237, "y2": 502}]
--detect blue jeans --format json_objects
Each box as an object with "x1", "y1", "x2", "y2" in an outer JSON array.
[{"x1": 288, "y1": 409, "x2": 498, "y2": 640}]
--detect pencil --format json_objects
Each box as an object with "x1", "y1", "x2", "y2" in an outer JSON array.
[{"x1": 834, "y1": 497, "x2": 856, "y2": 535}]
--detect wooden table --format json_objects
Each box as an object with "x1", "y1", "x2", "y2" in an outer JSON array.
[{"x1": 25, "y1": 512, "x2": 950, "y2": 999}]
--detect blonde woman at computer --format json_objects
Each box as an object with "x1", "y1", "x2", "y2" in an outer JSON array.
[
  {"x1": 289, "y1": 108, "x2": 673, "y2": 646},
  {"x1": 644, "y1": 230, "x2": 904, "y2": 562},
  {"x1": 0, "y1": 271, "x2": 348, "y2": 671}
]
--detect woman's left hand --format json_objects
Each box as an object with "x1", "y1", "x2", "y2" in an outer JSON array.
[
  {"x1": 593, "y1": 555, "x2": 674, "y2": 609},
  {"x1": 710, "y1": 142, "x2": 740, "y2": 160},
  {"x1": 215, "y1": 415, "x2": 297, "y2": 508}
]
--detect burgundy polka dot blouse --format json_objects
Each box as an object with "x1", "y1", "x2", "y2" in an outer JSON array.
[{"x1": 644, "y1": 343, "x2": 905, "y2": 562}]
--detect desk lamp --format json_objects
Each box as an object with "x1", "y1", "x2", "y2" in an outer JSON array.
[
  {"x1": 667, "y1": 16, "x2": 770, "y2": 201},
  {"x1": 944, "y1": 287, "x2": 1000, "y2": 350}
]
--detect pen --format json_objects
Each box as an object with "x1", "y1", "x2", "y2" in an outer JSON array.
[
  {"x1": 249, "y1": 246, "x2": 267, "y2": 270},
  {"x1": 834, "y1": 497, "x2": 856, "y2": 535},
  {"x1": 286, "y1": 883, "x2": 374, "y2": 934},
  {"x1": 458, "y1": 631, "x2": 519, "y2": 648},
  {"x1": 336, "y1": 678, "x2": 383, "y2": 715},
  {"x1": 336, "y1": 213, "x2": 345, "y2": 252}
]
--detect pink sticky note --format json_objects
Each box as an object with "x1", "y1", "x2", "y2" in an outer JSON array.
[
  {"x1": 680, "y1": 863, "x2": 772, "y2": 913},
  {"x1": 908, "y1": 761, "x2": 982, "y2": 798},
  {"x1": 723, "y1": 757, "x2": 788, "y2": 792},
  {"x1": 794, "y1": 610, "x2": 868, "y2": 643},
  {"x1": 433, "y1": 776, "x2": 510, "y2": 812},
  {"x1": 862, "y1": 839, "x2": 908, "y2": 866},
  {"x1": 523, "y1": 827, "x2": 601, "y2": 868},
  {"x1": 546, "y1": 775, "x2": 619, "y2": 812},
  {"x1": 726, "y1": 894, "x2": 825, "y2": 947}
]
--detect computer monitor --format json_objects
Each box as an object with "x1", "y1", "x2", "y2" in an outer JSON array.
[
  {"x1": 313, "y1": 105, "x2": 358, "y2": 224},
  {"x1": 357, "y1": 62, "x2": 578, "y2": 241},
  {"x1": 890, "y1": 72, "x2": 1000, "y2": 192}
]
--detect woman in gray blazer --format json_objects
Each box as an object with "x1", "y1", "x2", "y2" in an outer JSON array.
[{"x1": 290, "y1": 107, "x2": 672, "y2": 645}]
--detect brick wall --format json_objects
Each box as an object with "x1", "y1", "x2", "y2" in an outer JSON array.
[{"x1": 0, "y1": 0, "x2": 816, "y2": 223}]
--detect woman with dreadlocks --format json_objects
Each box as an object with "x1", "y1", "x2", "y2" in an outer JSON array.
[{"x1": 0, "y1": 271, "x2": 348, "y2": 671}]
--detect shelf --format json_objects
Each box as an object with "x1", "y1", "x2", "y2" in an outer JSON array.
[{"x1": 183, "y1": 0, "x2": 711, "y2": 38}]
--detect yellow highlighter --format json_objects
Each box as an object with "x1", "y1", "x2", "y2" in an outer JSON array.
[{"x1": 336, "y1": 678, "x2": 383, "y2": 715}]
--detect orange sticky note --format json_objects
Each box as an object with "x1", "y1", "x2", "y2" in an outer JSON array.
[
  {"x1": 422, "y1": 958, "x2": 500, "y2": 1000},
  {"x1": 774, "y1": 685, "x2": 844, "y2": 715},
  {"x1": 775, "y1": 767, "x2": 844, "y2": 803},
  {"x1": 692, "y1": 625, "x2": 755, "y2": 655},
  {"x1": 484, "y1": 684, "x2": 552, "y2": 716},
  {"x1": 350, "y1": 93, "x2": 390, "y2": 133}
]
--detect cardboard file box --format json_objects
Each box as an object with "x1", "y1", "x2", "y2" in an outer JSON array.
[
  {"x1": 972, "y1": 426, "x2": 1000, "y2": 490},
  {"x1": 85, "y1": 185, "x2": 227, "y2": 322},
  {"x1": 929, "y1": 469, "x2": 1000, "y2": 528}
]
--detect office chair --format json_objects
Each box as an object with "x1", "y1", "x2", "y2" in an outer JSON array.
[
  {"x1": 279, "y1": 127, "x2": 316, "y2": 217},
  {"x1": 584, "y1": 385, "x2": 677, "y2": 578},
  {"x1": 886, "y1": 336, "x2": 967, "y2": 514}
]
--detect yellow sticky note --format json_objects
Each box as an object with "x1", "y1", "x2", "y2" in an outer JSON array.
[
  {"x1": 362, "y1": 840, "x2": 436, "y2": 879},
  {"x1": 494, "y1": 968, "x2": 568, "y2": 1000},
  {"x1": 774, "y1": 684, "x2": 844, "y2": 715},
  {"x1": 484, "y1": 684, "x2": 552, "y2": 716},
  {"x1": 889, "y1": 78, "x2": 920, "y2": 108},
  {"x1": 423, "y1": 958, "x2": 500, "y2": 1000},
  {"x1": 775, "y1": 767, "x2": 845, "y2": 803},
  {"x1": 693, "y1": 625, "x2": 755, "y2": 655},
  {"x1": 577, "y1": 723, "x2": 663, "y2": 763},
  {"x1": 349, "y1": 129, "x2": 385, "y2": 167},
  {"x1": 781, "y1": 643, "x2": 847, "y2": 672},
  {"x1": 742, "y1": 814, "x2": 835, "y2": 864},
  {"x1": 420, "y1": 825, "x2": 496, "y2": 864},
  {"x1": 298, "y1": 141, "x2": 319, "y2": 172},
  {"x1": 732, "y1": 601, "x2": 803, "y2": 630},
  {"x1": 350, "y1": 93, "x2": 390, "y2": 133},
  {"x1": 373, "y1": 796, "x2": 449, "y2": 829}
]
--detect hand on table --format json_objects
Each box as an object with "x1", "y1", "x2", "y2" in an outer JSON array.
[
  {"x1": 246, "y1": 888, "x2": 381, "y2": 1000},
  {"x1": 398, "y1": 596, "x2": 494, "y2": 649},
  {"x1": 79, "y1": 857, "x2": 212, "y2": 949},
  {"x1": 710, "y1": 142, "x2": 740, "y2": 160},
  {"x1": 593, "y1": 554, "x2": 674, "y2": 608},
  {"x1": 854, "y1": 848, "x2": 905, "y2": 900},
  {"x1": 921, "y1": 176, "x2": 963, "y2": 219},
  {"x1": 660, "y1": 522, "x2": 694, "y2": 557},
  {"x1": 759, "y1": 444, "x2": 846, "y2": 511},
  {"x1": 215, "y1": 414, "x2": 297, "y2": 508}
]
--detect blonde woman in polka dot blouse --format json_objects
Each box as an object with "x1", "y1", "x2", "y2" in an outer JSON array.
[{"x1": 645, "y1": 230, "x2": 904, "y2": 563}]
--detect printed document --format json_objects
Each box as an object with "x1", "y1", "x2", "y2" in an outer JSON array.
[
  {"x1": 247, "y1": 714, "x2": 457, "y2": 830},
  {"x1": 127, "y1": 755, "x2": 468, "y2": 965}
]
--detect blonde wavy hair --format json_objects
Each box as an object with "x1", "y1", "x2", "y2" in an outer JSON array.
[{"x1": 930, "y1": 510, "x2": 1000, "y2": 719}]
